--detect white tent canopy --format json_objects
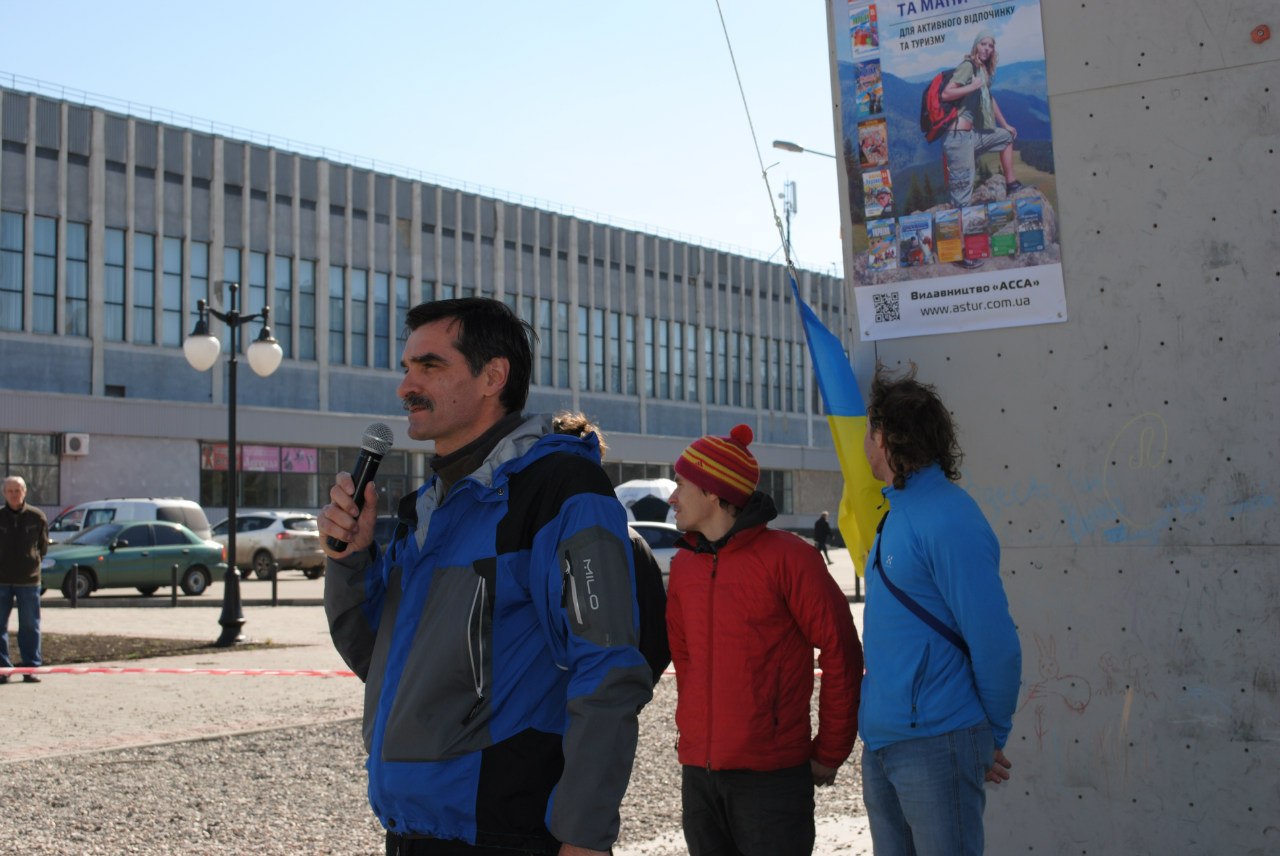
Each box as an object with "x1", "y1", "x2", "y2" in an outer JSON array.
[{"x1": 614, "y1": 478, "x2": 677, "y2": 524}]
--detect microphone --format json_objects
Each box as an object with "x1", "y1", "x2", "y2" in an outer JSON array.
[{"x1": 327, "y1": 422, "x2": 395, "y2": 552}]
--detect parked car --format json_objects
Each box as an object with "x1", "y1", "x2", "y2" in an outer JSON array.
[
  {"x1": 41, "y1": 520, "x2": 227, "y2": 599},
  {"x1": 630, "y1": 521, "x2": 682, "y2": 587},
  {"x1": 210, "y1": 511, "x2": 325, "y2": 579},
  {"x1": 48, "y1": 498, "x2": 212, "y2": 544}
]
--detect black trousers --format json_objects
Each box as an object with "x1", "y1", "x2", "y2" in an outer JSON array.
[
  {"x1": 681, "y1": 763, "x2": 815, "y2": 856},
  {"x1": 385, "y1": 832, "x2": 555, "y2": 856}
]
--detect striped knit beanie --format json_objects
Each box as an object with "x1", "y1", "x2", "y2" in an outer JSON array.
[{"x1": 674, "y1": 424, "x2": 759, "y2": 508}]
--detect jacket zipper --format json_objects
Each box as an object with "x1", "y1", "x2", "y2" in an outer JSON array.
[
  {"x1": 705, "y1": 552, "x2": 718, "y2": 771},
  {"x1": 564, "y1": 549, "x2": 584, "y2": 625},
  {"x1": 461, "y1": 574, "x2": 488, "y2": 725}
]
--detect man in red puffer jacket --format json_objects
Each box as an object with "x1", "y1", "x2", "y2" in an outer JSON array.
[{"x1": 666, "y1": 425, "x2": 863, "y2": 856}]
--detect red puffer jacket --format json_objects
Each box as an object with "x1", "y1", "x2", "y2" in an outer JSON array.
[{"x1": 667, "y1": 493, "x2": 863, "y2": 771}]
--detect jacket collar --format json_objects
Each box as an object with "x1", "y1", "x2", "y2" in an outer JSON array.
[
  {"x1": 881, "y1": 462, "x2": 946, "y2": 502},
  {"x1": 677, "y1": 490, "x2": 778, "y2": 554}
]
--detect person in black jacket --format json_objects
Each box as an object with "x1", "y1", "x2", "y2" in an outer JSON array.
[
  {"x1": 551, "y1": 411, "x2": 670, "y2": 686},
  {"x1": 1, "y1": 476, "x2": 48, "y2": 684},
  {"x1": 813, "y1": 510, "x2": 834, "y2": 565}
]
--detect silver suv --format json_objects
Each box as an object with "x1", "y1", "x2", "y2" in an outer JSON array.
[{"x1": 210, "y1": 511, "x2": 325, "y2": 580}]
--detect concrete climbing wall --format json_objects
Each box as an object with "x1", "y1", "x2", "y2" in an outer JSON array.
[{"x1": 829, "y1": 1, "x2": 1279, "y2": 852}]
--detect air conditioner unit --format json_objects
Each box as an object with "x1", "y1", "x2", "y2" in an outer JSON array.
[{"x1": 62, "y1": 433, "x2": 90, "y2": 457}]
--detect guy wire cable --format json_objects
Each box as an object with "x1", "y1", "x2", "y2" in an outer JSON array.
[{"x1": 712, "y1": 0, "x2": 802, "y2": 286}]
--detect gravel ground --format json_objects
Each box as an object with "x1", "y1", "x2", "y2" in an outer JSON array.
[{"x1": 0, "y1": 680, "x2": 866, "y2": 855}]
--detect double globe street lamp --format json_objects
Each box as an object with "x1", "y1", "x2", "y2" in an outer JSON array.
[{"x1": 183, "y1": 281, "x2": 283, "y2": 646}]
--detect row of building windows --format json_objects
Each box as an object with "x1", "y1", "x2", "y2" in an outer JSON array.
[
  {"x1": 1, "y1": 213, "x2": 88, "y2": 338},
  {"x1": 0, "y1": 211, "x2": 816, "y2": 411}
]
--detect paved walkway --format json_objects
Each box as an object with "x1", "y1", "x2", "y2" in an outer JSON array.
[{"x1": 2, "y1": 584, "x2": 359, "y2": 762}]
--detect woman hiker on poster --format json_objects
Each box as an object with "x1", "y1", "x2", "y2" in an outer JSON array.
[{"x1": 940, "y1": 31, "x2": 1025, "y2": 264}]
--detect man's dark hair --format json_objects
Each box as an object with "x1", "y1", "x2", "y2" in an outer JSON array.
[
  {"x1": 866, "y1": 362, "x2": 963, "y2": 489},
  {"x1": 404, "y1": 298, "x2": 536, "y2": 413}
]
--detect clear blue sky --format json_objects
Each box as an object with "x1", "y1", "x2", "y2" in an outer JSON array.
[{"x1": 1, "y1": 0, "x2": 847, "y2": 274}]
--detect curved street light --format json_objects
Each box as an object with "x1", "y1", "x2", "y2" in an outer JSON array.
[
  {"x1": 772, "y1": 139, "x2": 836, "y2": 159},
  {"x1": 184, "y1": 281, "x2": 282, "y2": 646},
  {"x1": 775, "y1": 137, "x2": 858, "y2": 597}
]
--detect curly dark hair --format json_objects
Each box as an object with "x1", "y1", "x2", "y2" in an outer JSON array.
[{"x1": 866, "y1": 363, "x2": 963, "y2": 489}]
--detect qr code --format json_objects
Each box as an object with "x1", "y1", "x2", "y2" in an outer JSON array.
[{"x1": 873, "y1": 291, "x2": 900, "y2": 323}]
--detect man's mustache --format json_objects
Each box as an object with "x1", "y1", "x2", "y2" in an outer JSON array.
[{"x1": 402, "y1": 394, "x2": 434, "y2": 412}]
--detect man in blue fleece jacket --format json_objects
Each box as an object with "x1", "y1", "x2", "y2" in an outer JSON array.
[
  {"x1": 859, "y1": 364, "x2": 1021, "y2": 856},
  {"x1": 320, "y1": 298, "x2": 651, "y2": 856}
]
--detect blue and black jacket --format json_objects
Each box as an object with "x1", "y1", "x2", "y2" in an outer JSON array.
[{"x1": 325, "y1": 414, "x2": 652, "y2": 852}]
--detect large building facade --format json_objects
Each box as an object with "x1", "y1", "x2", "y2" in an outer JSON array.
[{"x1": 0, "y1": 82, "x2": 850, "y2": 529}]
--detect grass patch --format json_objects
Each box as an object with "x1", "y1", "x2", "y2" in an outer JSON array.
[{"x1": 37, "y1": 633, "x2": 277, "y2": 665}]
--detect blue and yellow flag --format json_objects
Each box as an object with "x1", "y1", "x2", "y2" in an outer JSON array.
[{"x1": 790, "y1": 277, "x2": 885, "y2": 574}]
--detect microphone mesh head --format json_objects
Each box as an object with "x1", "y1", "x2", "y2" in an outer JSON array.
[{"x1": 361, "y1": 422, "x2": 395, "y2": 456}]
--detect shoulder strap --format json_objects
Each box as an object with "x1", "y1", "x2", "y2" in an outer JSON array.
[{"x1": 873, "y1": 511, "x2": 971, "y2": 659}]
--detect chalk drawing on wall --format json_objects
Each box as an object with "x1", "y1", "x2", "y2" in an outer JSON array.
[
  {"x1": 1098, "y1": 652, "x2": 1158, "y2": 700},
  {"x1": 1102, "y1": 412, "x2": 1169, "y2": 528},
  {"x1": 1020, "y1": 633, "x2": 1093, "y2": 718}
]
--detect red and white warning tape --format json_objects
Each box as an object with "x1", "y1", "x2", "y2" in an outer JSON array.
[
  {"x1": 1, "y1": 666, "x2": 356, "y2": 678},
  {"x1": 2, "y1": 666, "x2": 819, "y2": 679}
]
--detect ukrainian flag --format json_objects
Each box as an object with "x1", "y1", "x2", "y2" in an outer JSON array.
[{"x1": 791, "y1": 277, "x2": 885, "y2": 574}]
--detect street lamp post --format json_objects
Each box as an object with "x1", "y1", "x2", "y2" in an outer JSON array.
[
  {"x1": 771, "y1": 139, "x2": 837, "y2": 159},
  {"x1": 183, "y1": 281, "x2": 283, "y2": 647}
]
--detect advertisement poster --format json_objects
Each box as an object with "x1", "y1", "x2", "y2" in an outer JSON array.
[
  {"x1": 834, "y1": 0, "x2": 1066, "y2": 340},
  {"x1": 201, "y1": 442, "x2": 232, "y2": 472},
  {"x1": 240, "y1": 445, "x2": 280, "y2": 472},
  {"x1": 281, "y1": 447, "x2": 318, "y2": 473}
]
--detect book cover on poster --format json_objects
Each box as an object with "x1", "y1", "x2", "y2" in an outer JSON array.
[
  {"x1": 1016, "y1": 196, "x2": 1046, "y2": 253},
  {"x1": 987, "y1": 199, "x2": 1017, "y2": 257},
  {"x1": 933, "y1": 207, "x2": 963, "y2": 264},
  {"x1": 962, "y1": 204, "x2": 991, "y2": 260},
  {"x1": 898, "y1": 213, "x2": 934, "y2": 267},
  {"x1": 862, "y1": 168, "x2": 894, "y2": 219},
  {"x1": 866, "y1": 218, "x2": 898, "y2": 272},
  {"x1": 854, "y1": 59, "x2": 884, "y2": 121},
  {"x1": 849, "y1": 3, "x2": 879, "y2": 56},
  {"x1": 857, "y1": 118, "x2": 889, "y2": 168}
]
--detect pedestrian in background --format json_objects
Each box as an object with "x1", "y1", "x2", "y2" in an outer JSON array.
[
  {"x1": 320, "y1": 298, "x2": 651, "y2": 855},
  {"x1": 1, "y1": 475, "x2": 47, "y2": 684},
  {"x1": 859, "y1": 364, "x2": 1021, "y2": 856},
  {"x1": 666, "y1": 425, "x2": 862, "y2": 856},
  {"x1": 813, "y1": 510, "x2": 834, "y2": 565}
]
